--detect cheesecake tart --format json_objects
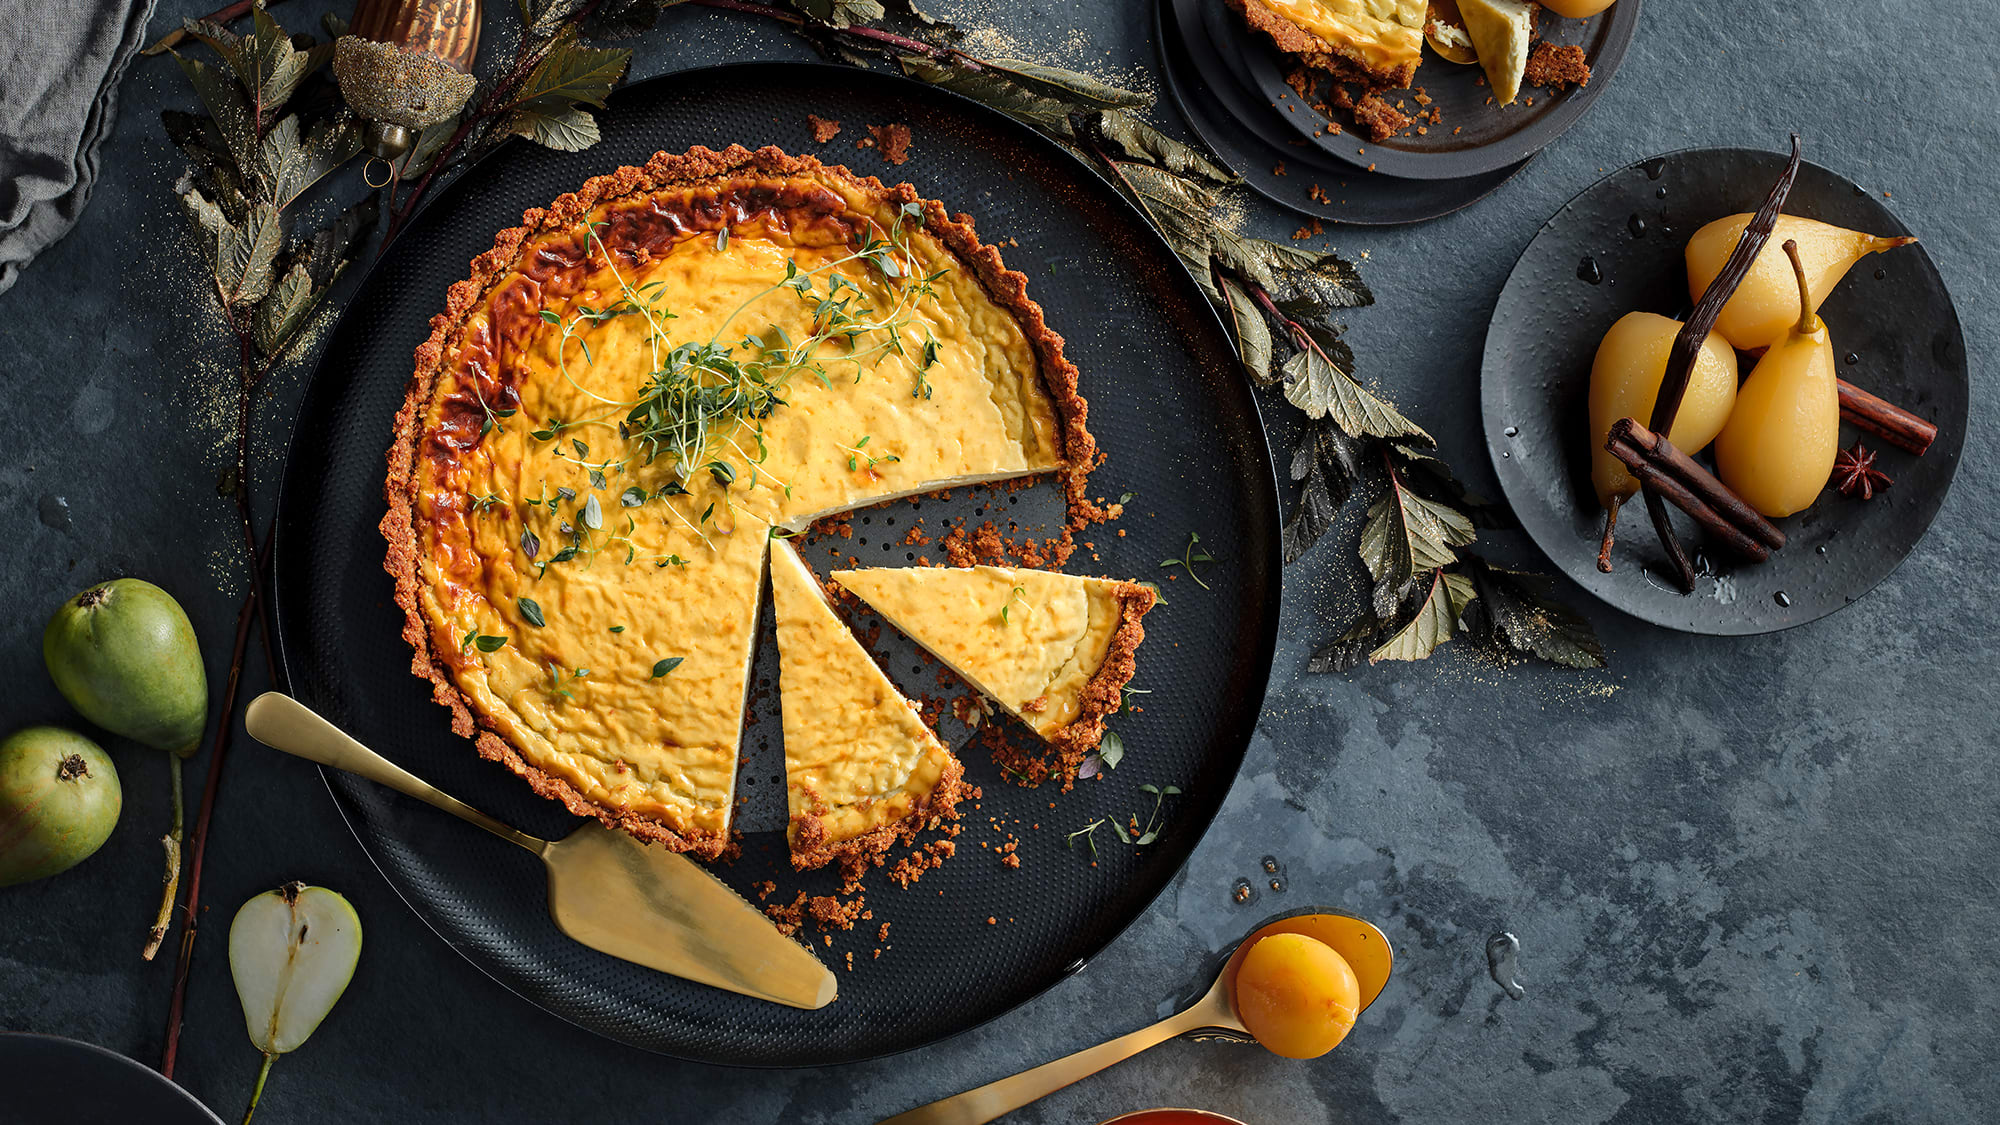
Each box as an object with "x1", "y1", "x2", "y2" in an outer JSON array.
[
  {"x1": 770, "y1": 540, "x2": 962, "y2": 869},
  {"x1": 832, "y1": 564, "x2": 1154, "y2": 772},
  {"x1": 382, "y1": 145, "x2": 1091, "y2": 860},
  {"x1": 1224, "y1": 0, "x2": 1427, "y2": 91}
]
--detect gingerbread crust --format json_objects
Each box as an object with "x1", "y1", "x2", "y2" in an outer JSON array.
[
  {"x1": 1044, "y1": 580, "x2": 1156, "y2": 780},
  {"x1": 788, "y1": 754, "x2": 968, "y2": 874},
  {"x1": 381, "y1": 145, "x2": 1092, "y2": 860},
  {"x1": 1223, "y1": 0, "x2": 1421, "y2": 91}
]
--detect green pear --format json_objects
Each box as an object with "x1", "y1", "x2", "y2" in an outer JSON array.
[
  {"x1": 0, "y1": 726, "x2": 122, "y2": 886},
  {"x1": 44, "y1": 578, "x2": 208, "y2": 757},
  {"x1": 230, "y1": 882, "x2": 362, "y2": 1124}
]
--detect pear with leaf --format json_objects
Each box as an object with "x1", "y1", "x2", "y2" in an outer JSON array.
[{"x1": 230, "y1": 883, "x2": 362, "y2": 1124}]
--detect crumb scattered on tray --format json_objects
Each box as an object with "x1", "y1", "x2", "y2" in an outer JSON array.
[
  {"x1": 1524, "y1": 42, "x2": 1591, "y2": 91},
  {"x1": 807, "y1": 114, "x2": 843, "y2": 143},
  {"x1": 868, "y1": 123, "x2": 913, "y2": 165}
]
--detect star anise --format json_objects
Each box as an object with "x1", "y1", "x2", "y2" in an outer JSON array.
[{"x1": 1830, "y1": 442, "x2": 1893, "y2": 500}]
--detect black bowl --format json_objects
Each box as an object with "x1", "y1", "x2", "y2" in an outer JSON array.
[
  {"x1": 1481, "y1": 147, "x2": 1967, "y2": 635},
  {"x1": 0, "y1": 1033, "x2": 224, "y2": 1125}
]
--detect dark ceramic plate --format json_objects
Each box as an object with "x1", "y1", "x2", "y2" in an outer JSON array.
[
  {"x1": 0, "y1": 1033, "x2": 224, "y2": 1125},
  {"x1": 269, "y1": 62, "x2": 1280, "y2": 1065},
  {"x1": 1158, "y1": 0, "x2": 1529, "y2": 224},
  {"x1": 1482, "y1": 147, "x2": 1967, "y2": 635},
  {"x1": 1232, "y1": 0, "x2": 1641, "y2": 180}
]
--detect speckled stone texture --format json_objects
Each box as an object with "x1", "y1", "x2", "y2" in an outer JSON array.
[{"x1": 0, "y1": 2, "x2": 1993, "y2": 1122}]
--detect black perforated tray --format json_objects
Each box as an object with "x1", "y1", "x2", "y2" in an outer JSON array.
[{"x1": 269, "y1": 62, "x2": 1280, "y2": 1065}]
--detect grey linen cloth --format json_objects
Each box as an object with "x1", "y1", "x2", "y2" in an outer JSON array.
[{"x1": 0, "y1": 0, "x2": 158, "y2": 295}]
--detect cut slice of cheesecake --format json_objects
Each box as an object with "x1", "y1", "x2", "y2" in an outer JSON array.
[
  {"x1": 1459, "y1": 0, "x2": 1536, "y2": 105},
  {"x1": 1226, "y1": 0, "x2": 1428, "y2": 91},
  {"x1": 831, "y1": 565, "x2": 1155, "y2": 766},
  {"x1": 769, "y1": 539, "x2": 963, "y2": 869}
]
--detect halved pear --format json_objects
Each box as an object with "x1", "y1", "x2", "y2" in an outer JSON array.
[
  {"x1": 230, "y1": 882, "x2": 362, "y2": 1123},
  {"x1": 1458, "y1": 0, "x2": 1535, "y2": 104}
]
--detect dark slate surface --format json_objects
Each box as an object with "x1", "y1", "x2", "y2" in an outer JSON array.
[{"x1": 1, "y1": 1, "x2": 1993, "y2": 1122}]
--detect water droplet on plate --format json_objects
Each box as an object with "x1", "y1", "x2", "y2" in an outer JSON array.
[
  {"x1": 1576, "y1": 256, "x2": 1603, "y2": 285},
  {"x1": 1874, "y1": 267, "x2": 1888, "y2": 280},
  {"x1": 1503, "y1": 426, "x2": 1519, "y2": 438},
  {"x1": 1815, "y1": 544, "x2": 1828, "y2": 556},
  {"x1": 1231, "y1": 878, "x2": 1256, "y2": 905},
  {"x1": 1844, "y1": 352, "x2": 1860, "y2": 366},
  {"x1": 1627, "y1": 214, "x2": 1648, "y2": 238},
  {"x1": 1268, "y1": 877, "x2": 1286, "y2": 893},
  {"x1": 38, "y1": 494, "x2": 70, "y2": 530},
  {"x1": 1656, "y1": 186, "x2": 1668, "y2": 199},
  {"x1": 1261, "y1": 855, "x2": 1281, "y2": 874},
  {"x1": 1774, "y1": 591, "x2": 1792, "y2": 608},
  {"x1": 1486, "y1": 932, "x2": 1526, "y2": 1000},
  {"x1": 1642, "y1": 158, "x2": 1667, "y2": 180}
]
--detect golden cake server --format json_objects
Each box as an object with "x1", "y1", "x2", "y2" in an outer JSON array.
[{"x1": 244, "y1": 691, "x2": 836, "y2": 1010}]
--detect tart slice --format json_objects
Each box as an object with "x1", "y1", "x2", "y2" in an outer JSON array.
[
  {"x1": 770, "y1": 540, "x2": 963, "y2": 869},
  {"x1": 831, "y1": 565, "x2": 1154, "y2": 767},
  {"x1": 1225, "y1": 0, "x2": 1427, "y2": 91}
]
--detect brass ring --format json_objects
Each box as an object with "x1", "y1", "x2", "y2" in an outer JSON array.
[{"x1": 362, "y1": 157, "x2": 394, "y2": 189}]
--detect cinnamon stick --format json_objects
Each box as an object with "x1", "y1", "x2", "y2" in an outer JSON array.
[
  {"x1": 1607, "y1": 419, "x2": 1783, "y2": 566},
  {"x1": 1838, "y1": 379, "x2": 1937, "y2": 455},
  {"x1": 1608, "y1": 419, "x2": 1786, "y2": 551}
]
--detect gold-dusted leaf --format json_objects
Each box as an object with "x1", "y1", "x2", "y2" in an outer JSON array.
[
  {"x1": 897, "y1": 54, "x2": 1077, "y2": 133},
  {"x1": 1306, "y1": 614, "x2": 1386, "y2": 673},
  {"x1": 1467, "y1": 562, "x2": 1605, "y2": 668},
  {"x1": 507, "y1": 27, "x2": 631, "y2": 111},
  {"x1": 971, "y1": 58, "x2": 1150, "y2": 110},
  {"x1": 787, "y1": 0, "x2": 887, "y2": 29},
  {"x1": 1280, "y1": 344, "x2": 1431, "y2": 443},
  {"x1": 173, "y1": 52, "x2": 262, "y2": 180},
  {"x1": 216, "y1": 202, "x2": 284, "y2": 307},
  {"x1": 502, "y1": 102, "x2": 603, "y2": 151},
  {"x1": 1114, "y1": 162, "x2": 1221, "y2": 301},
  {"x1": 1360, "y1": 473, "x2": 1474, "y2": 589},
  {"x1": 1370, "y1": 570, "x2": 1475, "y2": 663},
  {"x1": 1093, "y1": 110, "x2": 1235, "y2": 184},
  {"x1": 263, "y1": 111, "x2": 362, "y2": 209},
  {"x1": 399, "y1": 119, "x2": 462, "y2": 181},
  {"x1": 253, "y1": 261, "x2": 314, "y2": 355},
  {"x1": 1281, "y1": 420, "x2": 1362, "y2": 564},
  {"x1": 302, "y1": 194, "x2": 379, "y2": 287},
  {"x1": 233, "y1": 7, "x2": 318, "y2": 118},
  {"x1": 1218, "y1": 275, "x2": 1273, "y2": 386}
]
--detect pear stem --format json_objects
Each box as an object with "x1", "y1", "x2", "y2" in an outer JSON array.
[
  {"x1": 242, "y1": 1052, "x2": 277, "y2": 1125},
  {"x1": 1596, "y1": 496, "x2": 1621, "y2": 573},
  {"x1": 141, "y1": 755, "x2": 185, "y2": 961},
  {"x1": 1784, "y1": 239, "x2": 1818, "y2": 335}
]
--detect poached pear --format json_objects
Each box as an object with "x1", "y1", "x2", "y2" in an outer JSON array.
[
  {"x1": 1587, "y1": 311, "x2": 1739, "y2": 510},
  {"x1": 0, "y1": 726, "x2": 121, "y2": 886},
  {"x1": 1686, "y1": 214, "x2": 1916, "y2": 352},
  {"x1": 1714, "y1": 241, "x2": 1842, "y2": 517},
  {"x1": 1541, "y1": 0, "x2": 1617, "y2": 16},
  {"x1": 230, "y1": 882, "x2": 362, "y2": 1124},
  {"x1": 44, "y1": 578, "x2": 208, "y2": 756}
]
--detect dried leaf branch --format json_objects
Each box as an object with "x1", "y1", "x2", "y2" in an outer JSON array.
[{"x1": 153, "y1": 2, "x2": 374, "y2": 1073}]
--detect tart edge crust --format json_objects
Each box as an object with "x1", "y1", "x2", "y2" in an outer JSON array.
[
  {"x1": 1046, "y1": 581, "x2": 1156, "y2": 783},
  {"x1": 380, "y1": 144, "x2": 1089, "y2": 860},
  {"x1": 1222, "y1": 0, "x2": 1421, "y2": 91}
]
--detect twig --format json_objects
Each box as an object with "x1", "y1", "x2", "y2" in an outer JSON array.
[
  {"x1": 140, "y1": 756, "x2": 184, "y2": 960},
  {"x1": 692, "y1": 0, "x2": 955, "y2": 60},
  {"x1": 160, "y1": 573, "x2": 259, "y2": 1079},
  {"x1": 141, "y1": 0, "x2": 292, "y2": 57}
]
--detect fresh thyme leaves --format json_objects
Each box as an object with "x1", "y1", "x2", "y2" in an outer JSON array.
[
  {"x1": 516, "y1": 597, "x2": 548, "y2": 627},
  {"x1": 651, "y1": 657, "x2": 684, "y2": 678},
  {"x1": 840, "y1": 435, "x2": 901, "y2": 472},
  {"x1": 1115, "y1": 686, "x2": 1150, "y2": 715},
  {"x1": 1077, "y1": 729, "x2": 1126, "y2": 779},
  {"x1": 1113, "y1": 783, "x2": 1181, "y2": 846},
  {"x1": 619, "y1": 486, "x2": 646, "y2": 507},
  {"x1": 520, "y1": 528, "x2": 542, "y2": 560},
  {"x1": 461, "y1": 631, "x2": 508, "y2": 654},
  {"x1": 1119, "y1": 491, "x2": 1136, "y2": 505},
  {"x1": 998, "y1": 585, "x2": 1030, "y2": 625},
  {"x1": 580, "y1": 493, "x2": 603, "y2": 530},
  {"x1": 471, "y1": 493, "x2": 503, "y2": 513},
  {"x1": 1158, "y1": 532, "x2": 1214, "y2": 589},
  {"x1": 608, "y1": 625, "x2": 625, "y2": 633},
  {"x1": 1067, "y1": 819, "x2": 1105, "y2": 859},
  {"x1": 547, "y1": 664, "x2": 587, "y2": 701}
]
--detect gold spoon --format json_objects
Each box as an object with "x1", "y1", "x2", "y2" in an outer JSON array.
[
  {"x1": 877, "y1": 910, "x2": 1393, "y2": 1125},
  {"x1": 243, "y1": 691, "x2": 837, "y2": 1009}
]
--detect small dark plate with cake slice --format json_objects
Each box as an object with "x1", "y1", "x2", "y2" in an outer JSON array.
[{"x1": 1210, "y1": 0, "x2": 1641, "y2": 180}]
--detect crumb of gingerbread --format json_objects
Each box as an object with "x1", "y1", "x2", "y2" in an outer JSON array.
[
  {"x1": 1273, "y1": 161, "x2": 1287, "y2": 176},
  {"x1": 1351, "y1": 94, "x2": 1410, "y2": 142},
  {"x1": 807, "y1": 114, "x2": 842, "y2": 143},
  {"x1": 1524, "y1": 42, "x2": 1591, "y2": 91},
  {"x1": 1292, "y1": 218, "x2": 1324, "y2": 240},
  {"x1": 808, "y1": 894, "x2": 866, "y2": 931},
  {"x1": 812, "y1": 512, "x2": 854, "y2": 538},
  {"x1": 868, "y1": 123, "x2": 913, "y2": 165}
]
